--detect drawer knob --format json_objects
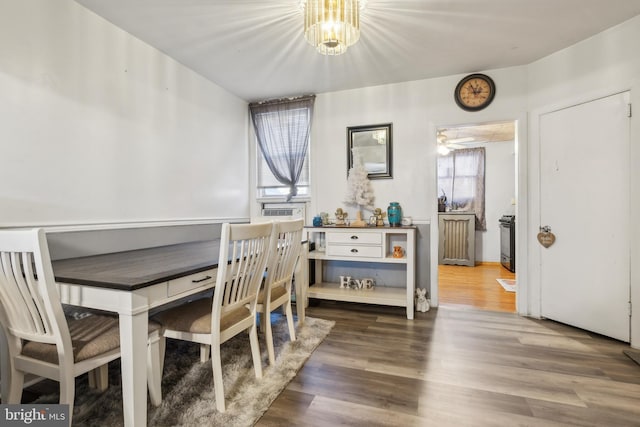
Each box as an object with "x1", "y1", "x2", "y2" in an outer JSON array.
[
  {"x1": 350, "y1": 248, "x2": 359, "y2": 253},
  {"x1": 192, "y1": 275, "x2": 212, "y2": 283},
  {"x1": 350, "y1": 235, "x2": 359, "y2": 240}
]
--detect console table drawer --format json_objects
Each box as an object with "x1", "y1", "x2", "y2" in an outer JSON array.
[
  {"x1": 326, "y1": 232, "x2": 382, "y2": 245},
  {"x1": 168, "y1": 269, "x2": 216, "y2": 297},
  {"x1": 327, "y1": 245, "x2": 382, "y2": 258}
]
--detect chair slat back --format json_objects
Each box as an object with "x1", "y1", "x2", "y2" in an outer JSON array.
[
  {"x1": 0, "y1": 229, "x2": 68, "y2": 346},
  {"x1": 267, "y1": 219, "x2": 304, "y2": 291},
  {"x1": 214, "y1": 222, "x2": 274, "y2": 317}
]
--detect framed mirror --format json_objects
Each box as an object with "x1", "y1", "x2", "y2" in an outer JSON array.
[{"x1": 347, "y1": 123, "x2": 393, "y2": 179}]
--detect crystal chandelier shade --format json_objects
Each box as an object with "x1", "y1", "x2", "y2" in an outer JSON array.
[{"x1": 302, "y1": 0, "x2": 363, "y2": 55}]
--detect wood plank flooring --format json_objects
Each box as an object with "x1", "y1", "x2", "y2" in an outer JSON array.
[
  {"x1": 439, "y1": 263, "x2": 516, "y2": 313},
  {"x1": 257, "y1": 301, "x2": 640, "y2": 426}
]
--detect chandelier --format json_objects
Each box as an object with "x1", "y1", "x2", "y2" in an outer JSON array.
[{"x1": 301, "y1": 0, "x2": 366, "y2": 55}]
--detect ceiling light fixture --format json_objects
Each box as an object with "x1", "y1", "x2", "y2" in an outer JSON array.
[
  {"x1": 301, "y1": 0, "x2": 365, "y2": 55},
  {"x1": 438, "y1": 145, "x2": 451, "y2": 156}
]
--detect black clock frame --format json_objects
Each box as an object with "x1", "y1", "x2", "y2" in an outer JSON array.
[{"x1": 454, "y1": 73, "x2": 496, "y2": 112}]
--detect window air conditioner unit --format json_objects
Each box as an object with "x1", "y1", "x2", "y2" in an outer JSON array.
[{"x1": 261, "y1": 203, "x2": 306, "y2": 219}]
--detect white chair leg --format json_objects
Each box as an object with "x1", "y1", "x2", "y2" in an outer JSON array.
[
  {"x1": 200, "y1": 344, "x2": 210, "y2": 363},
  {"x1": 249, "y1": 323, "x2": 263, "y2": 379},
  {"x1": 6, "y1": 340, "x2": 24, "y2": 403},
  {"x1": 87, "y1": 369, "x2": 95, "y2": 389},
  {"x1": 211, "y1": 342, "x2": 225, "y2": 413},
  {"x1": 147, "y1": 332, "x2": 162, "y2": 406},
  {"x1": 265, "y1": 311, "x2": 276, "y2": 366},
  {"x1": 88, "y1": 365, "x2": 109, "y2": 391},
  {"x1": 285, "y1": 301, "x2": 296, "y2": 342},
  {"x1": 7, "y1": 365, "x2": 24, "y2": 404},
  {"x1": 59, "y1": 370, "x2": 75, "y2": 426},
  {"x1": 256, "y1": 311, "x2": 263, "y2": 334},
  {"x1": 159, "y1": 336, "x2": 166, "y2": 375}
]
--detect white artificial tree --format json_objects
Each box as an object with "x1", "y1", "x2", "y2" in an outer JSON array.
[{"x1": 344, "y1": 151, "x2": 375, "y2": 226}]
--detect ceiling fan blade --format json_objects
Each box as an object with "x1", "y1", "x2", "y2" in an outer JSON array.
[{"x1": 447, "y1": 142, "x2": 466, "y2": 149}]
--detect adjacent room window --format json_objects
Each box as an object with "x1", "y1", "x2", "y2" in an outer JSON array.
[
  {"x1": 250, "y1": 95, "x2": 315, "y2": 200},
  {"x1": 437, "y1": 147, "x2": 486, "y2": 230}
]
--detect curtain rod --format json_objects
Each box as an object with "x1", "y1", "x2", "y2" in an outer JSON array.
[{"x1": 249, "y1": 94, "x2": 315, "y2": 107}]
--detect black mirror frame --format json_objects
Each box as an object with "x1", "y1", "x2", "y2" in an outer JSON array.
[{"x1": 347, "y1": 123, "x2": 393, "y2": 179}]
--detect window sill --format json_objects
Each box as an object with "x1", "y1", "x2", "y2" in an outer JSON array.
[{"x1": 257, "y1": 197, "x2": 310, "y2": 203}]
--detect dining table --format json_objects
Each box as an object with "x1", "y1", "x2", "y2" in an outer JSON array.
[{"x1": 0, "y1": 238, "x2": 307, "y2": 426}]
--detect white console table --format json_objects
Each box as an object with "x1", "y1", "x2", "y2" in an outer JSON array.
[{"x1": 305, "y1": 226, "x2": 416, "y2": 319}]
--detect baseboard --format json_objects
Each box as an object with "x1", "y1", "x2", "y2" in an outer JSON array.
[{"x1": 624, "y1": 349, "x2": 640, "y2": 367}]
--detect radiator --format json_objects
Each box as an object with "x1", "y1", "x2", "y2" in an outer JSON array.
[
  {"x1": 443, "y1": 219, "x2": 470, "y2": 259},
  {"x1": 438, "y1": 213, "x2": 475, "y2": 266}
]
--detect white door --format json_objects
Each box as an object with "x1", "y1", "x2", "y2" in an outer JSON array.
[{"x1": 540, "y1": 92, "x2": 630, "y2": 342}]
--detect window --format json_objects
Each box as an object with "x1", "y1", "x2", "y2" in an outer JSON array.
[
  {"x1": 250, "y1": 95, "x2": 315, "y2": 200},
  {"x1": 438, "y1": 147, "x2": 486, "y2": 230},
  {"x1": 257, "y1": 149, "x2": 310, "y2": 198}
]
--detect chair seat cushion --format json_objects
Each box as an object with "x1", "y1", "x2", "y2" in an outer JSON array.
[
  {"x1": 258, "y1": 286, "x2": 288, "y2": 304},
  {"x1": 153, "y1": 297, "x2": 252, "y2": 334},
  {"x1": 22, "y1": 314, "x2": 162, "y2": 364}
]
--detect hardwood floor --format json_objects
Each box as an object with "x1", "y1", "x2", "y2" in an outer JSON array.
[
  {"x1": 439, "y1": 262, "x2": 516, "y2": 313},
  {"x1": 258, "y1": 301, "x2": 640, "y2": 426}
]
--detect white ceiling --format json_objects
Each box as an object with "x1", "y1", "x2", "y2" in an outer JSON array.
[{"x1": 75, "y1": 0, "x2": 640, "y2": 102}]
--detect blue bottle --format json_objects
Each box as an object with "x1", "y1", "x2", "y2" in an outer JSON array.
[
  {"x1": 312, "y1": 216, "x2": 323, "y2": 227},
  {"x1": 387, "y1": 202, "x2": 402, "y2": 227}
]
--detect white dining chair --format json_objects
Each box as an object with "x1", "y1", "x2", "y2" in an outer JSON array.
[
  {"x1": 0, "y1": 228, "x2": 163, "y2": 425},
  {"x1": 153, "y1": 221, "x2": 275, "y2": 413},
  {"x1": 257, "y1": 218, "x2": 304, "y2": 365}
]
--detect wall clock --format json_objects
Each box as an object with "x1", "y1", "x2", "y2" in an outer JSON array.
[{"x1": 454, "y1": 73, "x2": 496, "y2": 111}]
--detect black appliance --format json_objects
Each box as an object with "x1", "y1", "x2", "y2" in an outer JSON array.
[{"x1": 499, "y1": 215, "x2": 515, "y2": 273}]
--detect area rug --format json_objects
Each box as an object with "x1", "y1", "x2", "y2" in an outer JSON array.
[
  {"x1": 33, "y1": 314, "x2": 334, "y2": 426},
  {"x1": 496, "y1": 278, "x2": 516, "y2": 292}
]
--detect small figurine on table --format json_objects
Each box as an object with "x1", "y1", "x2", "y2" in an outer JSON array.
[
  {"x1": 373, "y1": 207, "x2": 386, "y2": 227},
  {"x1": 335, "y1": 208, "x2": 348, "y2": 226},
  {"x1": 320, "y1": 212, "x2": 330, "y2": 225}
]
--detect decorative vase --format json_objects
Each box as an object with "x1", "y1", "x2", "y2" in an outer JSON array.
[
  {"x1": 313, "y1": 216, "x2": 323, "y2": 227},
  {"x1": 387, "y1": 202, "x2": 402, "y2": 227}
]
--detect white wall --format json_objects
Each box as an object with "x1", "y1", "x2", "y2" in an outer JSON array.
[
  {"x1": 477, "y1": 140, "x2": 516, "y2": 262},
  {"x1": 0, "y1": 0, "x2": 250, "y2": 228},
  {"x1": 525, "y1": 15, "x2": 640, "y2": 347},
  {"x1": 306, "y1": 68, "x2": 528, "y2": 301},
  {"x1": 308, "y1": 72, "x2": 526, "y2": 225}
]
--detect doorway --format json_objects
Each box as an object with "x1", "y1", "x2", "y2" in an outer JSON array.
[{"x1": 436, "y1": 120, "x2": 517, "y2": 312}]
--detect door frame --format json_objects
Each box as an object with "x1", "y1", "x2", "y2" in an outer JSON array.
[{"x1": 430, "y1": 115, "x2": 528, "y2": 315}]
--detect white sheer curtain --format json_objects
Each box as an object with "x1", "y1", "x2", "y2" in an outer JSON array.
[
  {"x1": 249, "y1": 95, "x2": 315, "y2": 201},
  {"x1": 437, "y1": 147, "x2": 486, "y2": 230}
]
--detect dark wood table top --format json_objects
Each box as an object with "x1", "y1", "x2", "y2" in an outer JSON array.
[{"x1": 52, "y1": 239, "x2": 221, "y2": 291}]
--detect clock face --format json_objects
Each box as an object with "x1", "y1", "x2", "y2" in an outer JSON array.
[{"x1": 454, "y1": 74, "x2": 496, "y2": 111}]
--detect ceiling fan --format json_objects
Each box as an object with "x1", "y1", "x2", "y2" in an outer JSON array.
[{"x1": 437, "y1": 130, "x2": 473, "y2": 154}]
